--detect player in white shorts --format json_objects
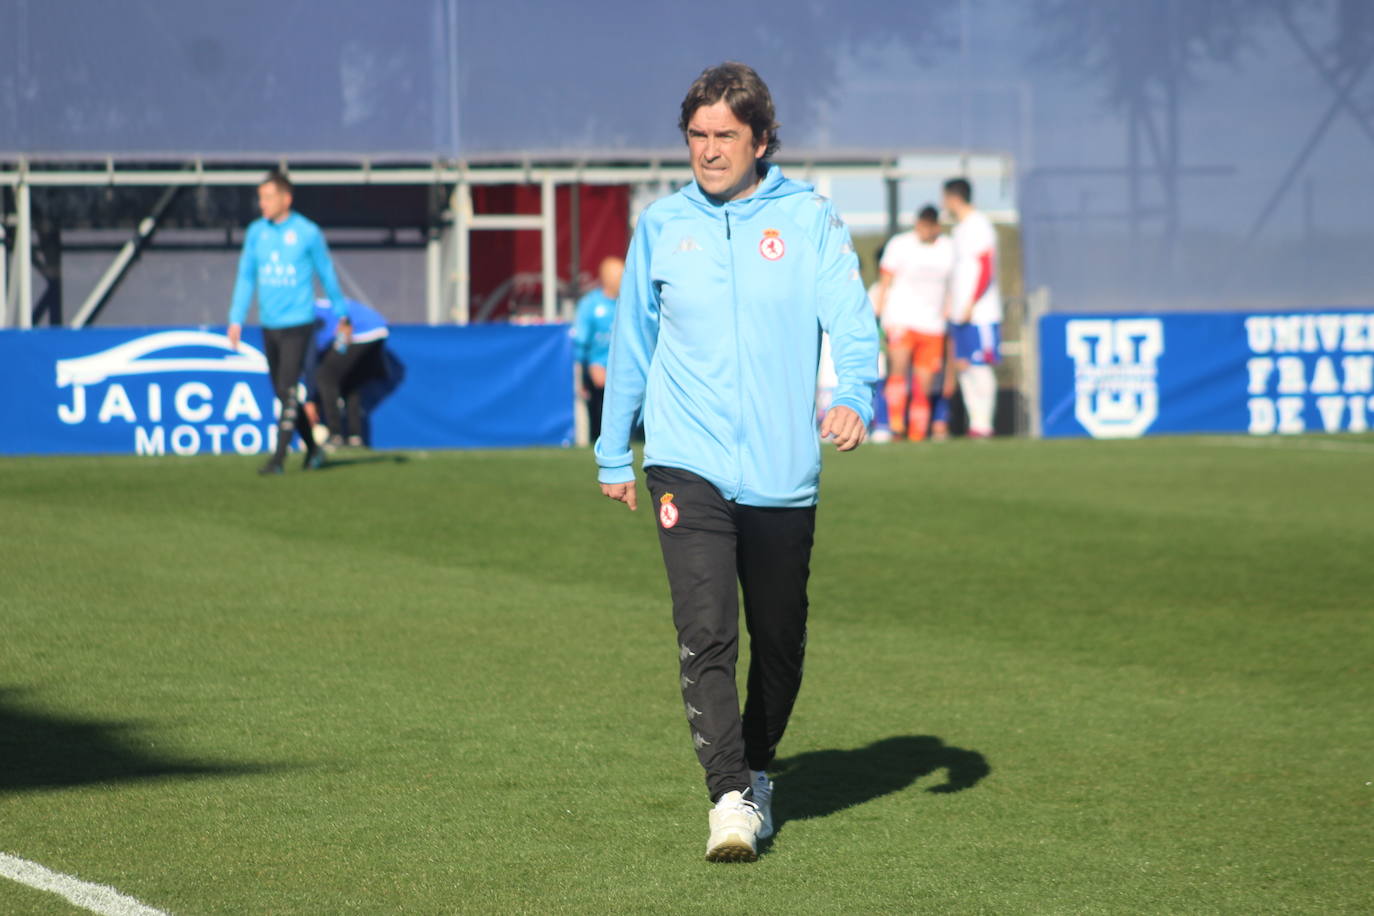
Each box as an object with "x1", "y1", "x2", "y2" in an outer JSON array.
[
  {"x1": 944, "y1": 178, "x2": 1002, "y2": 438},
  {"x1": 872, "y1": 205, "x2": 953, "y2": 441}
]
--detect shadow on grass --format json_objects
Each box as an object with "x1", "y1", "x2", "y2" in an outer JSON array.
[
  {"x1": 318, "y1": 453, "x2": 410, "y2": 471},
  {"x1": 0, "y1": 688, "x2": 280, "y2": 794},
  {"x1": 770, "y1": 735, "x2": 990, "y2": 831}
]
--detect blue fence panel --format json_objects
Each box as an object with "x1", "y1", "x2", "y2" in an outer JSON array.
[
  {"x1": 1040, "y1": 310, "x2": 1374, "y2": 438},
  {"x1": 370, "y1": 325, "x2": 573, "y2": 449},
  {"x1": 0, "y1": 325, "x2": 573, "y2": 456}
]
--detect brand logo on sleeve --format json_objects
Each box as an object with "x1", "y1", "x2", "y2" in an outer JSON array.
[
  {"x1": 759, "y1": 229, "x2": 785, "y2": 261},
  {"x1": 659, "y1": 492, "x2": 680, "y2": 529}
]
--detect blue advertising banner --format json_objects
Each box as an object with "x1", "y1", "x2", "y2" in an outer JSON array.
[
  {"x1": 0, "y1": 325, "x2": 573, "y2": 456},
  {"x1": 1040, "y1": 310, "x2": 1374, "y2": 438}
]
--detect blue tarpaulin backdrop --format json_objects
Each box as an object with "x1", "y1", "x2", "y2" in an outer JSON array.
[
  {"x1": 6, "y1": 1, "x2": 1373, "y2": 314},
  {"x1": 370, "y1": 325, "x2": 573, "y2": 449},
  {"x1": 0, "y1": 324, "x2": 573, "y2": 455}
]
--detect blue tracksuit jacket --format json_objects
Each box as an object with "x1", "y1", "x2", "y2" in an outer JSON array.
[
  {"x1": 311, "y1": 298, "x2": 390, "y2": 353},
  {"x1": 572, "y1": 288, "x2": 616, "y2": 368},
  {"x1": 229, "y1": 211, "x2": 348, "y2": 329},
  {"x1": 595, "y1": 165, "x2": 879, "y2": 508}
]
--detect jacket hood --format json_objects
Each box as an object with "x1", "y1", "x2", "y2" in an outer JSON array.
[{"x1": 681, "y1": 164, "x2": 814, "y2": 219}]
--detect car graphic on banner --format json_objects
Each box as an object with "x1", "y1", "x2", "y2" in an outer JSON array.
[{"x1": 55, "y1": 330, "x2": 269, "y2": 387}]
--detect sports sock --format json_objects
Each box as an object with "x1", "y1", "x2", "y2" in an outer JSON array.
[
  {"x1": 909, "y1": 381, "x2": 931, "y2": 441},
  {"x1": 884, "y1": 375, "x2": 909, "y2": 435},
  {"x1": 872, "y1": 384, "x2": 889, "y2": 431},
  {"x1": 959, "y1": 364, "x2": 997, "y2": 435},
  {"x1": 296, "y1": 400, "x2": 316, "y2": 454},
  {"x1": 931, "y1": 390, "x2": 951, "y2": 425}
]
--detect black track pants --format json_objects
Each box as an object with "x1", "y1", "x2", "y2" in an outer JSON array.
[
  {"x1": 583, "y1": 365, "x2": 606, "y2": 444},
  {"x1": 262, "y1": 323, "x2": 316, "y2": 462},
  {"x1": 316, "y1": 339, "x2": 384, "y2": 438},
  {"x1": 645, "y1": 466, "x2": 816, "y2": 803}
]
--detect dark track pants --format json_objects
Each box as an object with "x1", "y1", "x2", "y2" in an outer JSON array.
[
  {"x1": 582, "y1": 365, "x2": 606, "y2": 444},
  {"x1": 645, "y1": 466, "x2": 816, "y2": 803},
  {"x1": 262, "y1": 323, "x2": 316, "y2": 463},
  {"x1": 316, "y1": 339, "x2": 384, "y2": 438}
]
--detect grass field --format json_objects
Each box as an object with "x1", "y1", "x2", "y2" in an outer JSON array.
[{"x1": 1, "y1": 437, "x2": 1371, "y2": 915}]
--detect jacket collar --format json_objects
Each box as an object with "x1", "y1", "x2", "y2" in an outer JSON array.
[{"x1": 681, "y1": 165, "x2": 813, "y2": 220}]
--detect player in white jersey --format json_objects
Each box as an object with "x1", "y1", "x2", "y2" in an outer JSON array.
[
  {"x1": 944, "y1": 178, "x2": 1002, "y2": 437},
  {"x1": 873, "y1": 206, "x2": 954, "y2": 440}
]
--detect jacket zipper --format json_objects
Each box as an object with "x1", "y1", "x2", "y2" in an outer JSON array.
[{"x1": 725, "y1": 209, "x2": 744, "y2": 500}]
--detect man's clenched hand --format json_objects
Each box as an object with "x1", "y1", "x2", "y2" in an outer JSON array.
[
  {"x1": 820, "y1": 405, "x2": 867, "y2": 452},
  {"x1": 600, "y1": 481, "x2": 638, "y2": 510}
]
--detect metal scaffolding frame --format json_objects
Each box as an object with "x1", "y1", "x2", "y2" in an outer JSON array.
[
  {"x1": 0, "y1": 151, "x2": 1018, "y2": 330},
  {"x1": 3, "y1": 178, "x2": 34, "y2": 330},
  {"x1": 68, "y1": 184, "x2": 180, "y2": 329}
]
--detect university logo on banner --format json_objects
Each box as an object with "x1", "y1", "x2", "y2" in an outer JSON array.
[
  {"x1": 1065, "y1": 319, "x2": 1165, "y2": 439},
  {"x1": 53, "y1": 330, "x2": 281, "y2": 456}
]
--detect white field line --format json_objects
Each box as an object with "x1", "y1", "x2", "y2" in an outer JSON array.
[
  {"x1": 0, "y1": 852, "x2": 169, "y2": 916},
  {"x1": 1196, "y1": 436, "x2": 1374, "y2": 455}
]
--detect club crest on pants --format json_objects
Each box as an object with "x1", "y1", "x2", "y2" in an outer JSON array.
[{"x1": 659, "y1": 492, "x2": 680, "y2": 529}]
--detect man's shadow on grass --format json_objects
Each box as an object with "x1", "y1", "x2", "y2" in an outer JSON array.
[
  {"x1": 0, "y1": 688, "x2": 278, "y2": 794},
  {"x1": 770, "y1": 735, "x2": 991, "y2": 833},
  {"x1": 318, "y1": 452, "x2": 409, "y2": 471}
]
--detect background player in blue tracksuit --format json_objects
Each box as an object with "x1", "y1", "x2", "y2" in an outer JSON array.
[
  {"x1": 227, "y1": 171, "x2": 350, "y2": 474},
  {"x1": 595, "y1": 63, "x2": 878, "y2": 862},
  {"x1": 306, "y1": 298, "x2": 389, "y2": 449},
  {"x1": 571, "y1": 256, "x2": 623, "y2": 442}
]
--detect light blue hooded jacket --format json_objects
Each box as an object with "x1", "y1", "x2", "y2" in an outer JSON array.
[
  {"x1": 571, "y1": 287, "x2": 616, "y2": 368},
  {"x1": 229, "y1": 211, "x2": 348, "y2": 329},
  {"x1": 595, "y1": 165, "x2": 879, "y2": 508}
]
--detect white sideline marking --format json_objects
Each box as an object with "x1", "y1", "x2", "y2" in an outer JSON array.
[{"x1": 0, "y1": 852, "x2": 169, "y2": 916}]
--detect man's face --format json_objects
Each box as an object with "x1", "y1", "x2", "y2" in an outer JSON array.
[
  {"x1": 600, "y1": 258, "x2": 624, "y2": 299},
  {"x1": 258, "y1": 183, "x2": 291, "y2": 222},
  {"x1": 687, "y1": 100, "x2": 767, "y2": 202},
  {"x1": 916, "y1": 218, "x2": 941, "y2": 244},
  {"x1": 941, "y1": 191, "x2": 961, "y2": 218}
]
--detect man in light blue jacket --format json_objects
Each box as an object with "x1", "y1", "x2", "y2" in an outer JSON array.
[
  {"x1": 596, "y1": 62, "x2": 878, "y2": 862},
  {"x1": 572, "y1": 257, "x2": 623, "y2": 442},
  {"x1": 227, "y1": 171, "x2": 350, "y2": 474},
  {"x1": 307, "y1": 298, "x2": 389, "y2": 448}
]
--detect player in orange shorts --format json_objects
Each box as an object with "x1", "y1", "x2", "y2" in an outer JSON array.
[{"x1": 873, "y1": 206, "x2": 954, "y2": 440}]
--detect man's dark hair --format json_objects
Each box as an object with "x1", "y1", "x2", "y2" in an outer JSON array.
[
  {"x1": 679, "y1": 62, "x2": 781, "y2": 159},
  {"x1": 917, "y1": 205, "x2": 940, "y2": 224},
  {"x1": 943, "y1": 178, "x2": 972, "y2": 204},
  {"x1": 261, "y1": 170, "x2": 293, "y2": 196}
]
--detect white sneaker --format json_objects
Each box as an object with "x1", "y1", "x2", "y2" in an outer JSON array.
[
  {"x1": 705, "y1": 790, "x2": 763, "y2": 862},
  {"x1": 750, "y1": 770, "x2": 774, "y2": 840}
]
